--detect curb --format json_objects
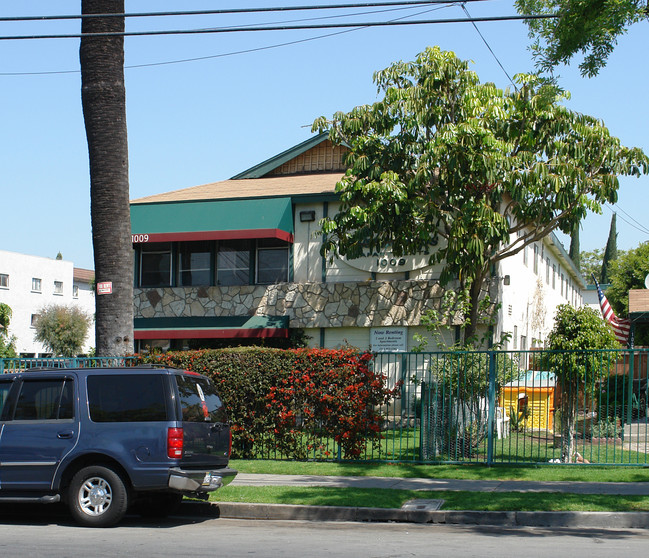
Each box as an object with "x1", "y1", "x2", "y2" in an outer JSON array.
[{"x1": 181, "y1": 502, "x2": 649, "y2": 529}]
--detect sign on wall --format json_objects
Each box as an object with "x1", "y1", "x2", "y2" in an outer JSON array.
[
  {"x1": 370, "y1": 327, "x2": 407, "y2": 352},
  {"x1": 343, "y1": 253, "x2": 431, "y2": 274}
]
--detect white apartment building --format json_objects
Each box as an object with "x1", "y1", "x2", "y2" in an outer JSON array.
[
  {"x1": 129, "y1": 134, "x2": 585, "y2": 353},
  {"x1": 0, "y1": 250, "x2": 95, "y2": 356}
]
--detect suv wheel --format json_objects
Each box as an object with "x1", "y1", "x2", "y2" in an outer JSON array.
[{"x1": 68, "y1": 465, "x2": 128, "y2": 527}]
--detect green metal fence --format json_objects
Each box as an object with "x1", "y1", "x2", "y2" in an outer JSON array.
[
  {"x1": 2, "y1": 349, "x2": 648, "y2": 466},
  {"x1": 0, "y1": 356, "x2": 137, "y2": 373},
  {"x1": 369, "y1": 348, "x2": 649, "y2": 465}
]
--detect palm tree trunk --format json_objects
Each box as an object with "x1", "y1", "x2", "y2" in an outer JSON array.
[{"x1": 80, "y1": 0, "x2": 133, "y2": 357}]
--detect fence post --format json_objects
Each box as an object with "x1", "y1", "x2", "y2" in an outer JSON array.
[
  {"x1": 627, "y1": 348, "x2": 635, "y2": 426},
  {"x1": 486, "y1": 350, "x2": 496, "y2": 466}
]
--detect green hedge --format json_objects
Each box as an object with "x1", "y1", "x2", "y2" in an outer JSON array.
[{"x1": 136, "y1": 347, "x2": 399, "y2": 459}]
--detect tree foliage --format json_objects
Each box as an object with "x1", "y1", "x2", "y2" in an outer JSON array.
[
  {"x1": 579, "y1": 248, "x2": 604, "y2": 281},
  {"x1": 313, "y1": 47, "x2": 647, "y2": 343},
  {"x1": 604, "y1": 241, "x2": 649, "y2": 346},
  {"x1": 33, "y1": 305, "x2": 92, "y2": 357},
  {"x1": 0, "y1": 303, "x2": 16, "y2": 358},
  {"x1": 516, "y1": 0, "x2": 646, "y2": 77},
  {"x1": 547, "y1": 304, "x2": 619, "y2": 461},
  {"x1": 600, "y1": 213, "x2": 618, "y2": 283},
  {"x1": 568, "y1": 222, "x2": 580, "y2": 271},
  {"x1": 605, "y1": 241, "x2": 649, "y2": 315}
]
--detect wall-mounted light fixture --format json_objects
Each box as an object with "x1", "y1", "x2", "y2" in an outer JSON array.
[
  {"x1": 503, "y1": 275, "x2": 511, "y2": 286},
  {"x1": 300, "y1": 210, "x2": 316, "y2": 222}
]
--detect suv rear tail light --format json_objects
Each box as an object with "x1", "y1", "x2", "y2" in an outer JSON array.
[{"x1": 167, "y1": 427, "x2": 184, "y2": 458}]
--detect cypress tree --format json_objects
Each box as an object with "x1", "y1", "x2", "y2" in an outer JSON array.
[
  {"x1": 569, "y1": 222, "x2": 580, "y2": 272},
  {"x1": 600, "y1": 213, "x2": 618, "y2": 284}
]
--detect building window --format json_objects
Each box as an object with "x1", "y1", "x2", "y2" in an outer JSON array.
[
  {"x1": 513, "y1": 326, "x2": 518, "y2": 349},
  {"x1": 520, "y1": 335, "x2": 527, "y2": 351},
  {"x1": 545, "y1": 258, "x2": 550, "y2": 284},
  {"x1": 54, "y1": 281, "x2": 63, "y2": 295},
  {"x1": 256, "y1": 239, "x2": 289, "y2": 284},
  {"x1": 31, "y1": 314, "x2": 40, "y2": 327},
  {"x1": 217, "y1": 240, "x2": 250, "y2": 286},
  {"x1": 0, "y1": 274, "x2": 8, "y2": 288},
  {"x1": 73, "y1": 285, "x2": 79, "y2": 298},
  {"x1": 178, "y1": 241, "x2": 211, "y2": 286},
  {"x1": 523, "y1": 245, "x2": 528, "y2": 267},
  {"x1": 560, "y1": 274, "x2": 564, "y2": 296},
  {"x1": 552, "y1": 265, "x2": 556, "y2": 289},
  {"x1": 32, "y1": 278, "x2": 42, "y2": 292},
  {"x1": 140, "y1": 243, "x2": 172, "y2": 287},
  {"x1": 533, "y1": 245, "x2": 539, "y2": 274}
]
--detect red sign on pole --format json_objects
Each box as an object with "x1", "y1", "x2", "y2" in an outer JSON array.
[{"x1": 97, "y1": 281, "x2": 113, "y2": 295}]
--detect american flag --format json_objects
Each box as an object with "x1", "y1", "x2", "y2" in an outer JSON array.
[{"x1": 594, "y1": 278, "x2": 631, "y2": 346}]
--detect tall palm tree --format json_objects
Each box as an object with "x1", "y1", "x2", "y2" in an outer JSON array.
[{"x1": 80, "y1": 0, "x2": 133, "y2": 356}]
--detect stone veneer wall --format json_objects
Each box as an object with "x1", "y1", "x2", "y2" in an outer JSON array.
[{"x1": 134, "y1": 280, "x2": 447, "y2": 329}]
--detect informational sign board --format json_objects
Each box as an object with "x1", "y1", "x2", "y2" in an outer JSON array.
[
  {"x1": 370, "y1": 327, "x2": 407, "y2": 352},
  {"x1": 97, "y1": 281, "x2": 113, "y2": 295}
]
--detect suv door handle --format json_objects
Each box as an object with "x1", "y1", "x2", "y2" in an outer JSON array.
[{"x1": 57, "y1": 430, "x2": 74, "y2": 439}]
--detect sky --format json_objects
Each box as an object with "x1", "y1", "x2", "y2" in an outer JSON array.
[{"x1": 2, "y1": 1, "x2": 648, "y2": 271}]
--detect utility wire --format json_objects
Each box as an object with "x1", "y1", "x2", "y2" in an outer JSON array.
[
  {"x1": 0, "y1": 1, "x2": 490, "y2": 22},
  {"x1": 460, "y1": 3, "x2": 517, "y2": 89},
  {"x1": 0, "y1": 4, "x2": 450, "y2": 75},
  {"x1": 605, "y1": 204, "x2": 649, "y2": 236},
  {"x1": 0, "y1": 14, "x2": 558, "y2": 41}
]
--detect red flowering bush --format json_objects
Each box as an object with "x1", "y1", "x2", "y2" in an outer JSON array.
[
  {"x1": 136, "y1": 347, "x2": 400, "y2": 460},
  {"x1": 267, "y1": 349, "x2": 401, "y2": 459}
]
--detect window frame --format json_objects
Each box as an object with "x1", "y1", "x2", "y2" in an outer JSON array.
[
  {"x1": 139, "y1": 243, "x2": 173, "y2": 288},
  {"x1": 31, "y1": 277, "x2": 42, "y2": 293}
]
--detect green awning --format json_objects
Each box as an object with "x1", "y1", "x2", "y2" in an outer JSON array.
[{"x1": 131, "y1": 197, "x2": 293, "y2": 243}]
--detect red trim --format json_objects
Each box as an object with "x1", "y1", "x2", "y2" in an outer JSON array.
[
  {"x1": 133, "y1": 229, "x2": 293, "y2": 244},
  {"x1": 134, "y1": 328, "x2": 289, "y2": 340}
]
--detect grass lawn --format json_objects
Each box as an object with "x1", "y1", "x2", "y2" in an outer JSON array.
[{"x1": 211, "y1": 485, "x2": 649, "y2": 512}]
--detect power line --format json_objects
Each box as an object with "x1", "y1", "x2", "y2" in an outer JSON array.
[
  {"x1": 0, "y1": 14, "x2": 558, "y2": 41},
  {"x1": 0, "y1": 2, "x2": 490, "y2": 22},
  {"x1": 460, "y1": 3, "x2": 517, "y2": 89},
  {"x1": 0, "y1": 3, "x2": 451, "y2": 76},
  {"x1": 605, "y1": 204, "x2": 649, "y2": 237}
]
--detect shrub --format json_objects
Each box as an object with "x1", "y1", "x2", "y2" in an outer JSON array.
[{"x1": 136, "y1": 347, "x2": 399, "y2": 460}]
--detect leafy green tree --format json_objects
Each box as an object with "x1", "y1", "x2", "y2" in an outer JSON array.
[
  {"x1": 0, "y1": 303, "x2": 16, "y2": 358},
  {"x1": 313, "y1": 47, "x2": 648, "y2": 344},
  {"x1": 33, "y1": 305, "x2": 92, "y2": 357},
  {"x1": 516, "y1": 0, "x2": 645, "y2": 77},
  {"x1": 547, "y1": 304, "x2": 619, "y2": 462},
  {"x1": 600, "y1": 213, "x2": 618, "y2": 283},
  {"x1": 580, "y1": 248, "x2": 604, "y2": 281},
  {"x1": 605, "y1": 241, "x2": 649, "y2": 345},
  {"x1": 606, "y1": 242, "x2": 649, "y2": 314},
  {"x1": 0, "y1": 303, "x2": 11, "y2": 333}
]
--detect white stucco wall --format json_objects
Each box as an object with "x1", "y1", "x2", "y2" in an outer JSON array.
[
  {"x1": 0, "y1": 250, "x2": 95, "y2": 356},
  {"x1": 293, "y1": 202, "x2": 584, "y2": 352}
]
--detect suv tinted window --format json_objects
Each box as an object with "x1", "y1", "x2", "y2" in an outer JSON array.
[
  {"x1": 88, "y1": 374, "x2": 169, "y2": 422},
  {"x1": 176, "y1": 375, "x2": 227, "y2": 423},
  {"x1": 13, "y1": 379, "x2": 74, "y2": 420},
  {"x1": 0, "y1": 380, "x2": 13, "y2": 418}
]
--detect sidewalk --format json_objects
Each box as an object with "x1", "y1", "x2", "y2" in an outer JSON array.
[{"x1": 183, "y1": 473, "x2": 649, "y2": 529}]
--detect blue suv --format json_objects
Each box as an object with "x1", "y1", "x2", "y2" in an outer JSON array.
[{"x1": 0, "y1": 366, "x2": 236, "y2": 526}]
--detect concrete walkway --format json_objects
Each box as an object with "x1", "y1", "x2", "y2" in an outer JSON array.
[
  {"x1": 232, "y1": 473, "x2": 649, "y2": 495},
  {"x1": 182, "y1": 473, "x2": 649, "y2": 529}
]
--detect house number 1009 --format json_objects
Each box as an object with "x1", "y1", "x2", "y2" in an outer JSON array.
[
  {"x1": 131, "y1": 234, "x2": 149, "y2": 243},
  {"x1": 377, "y1": 257, "x2": 406, "y2": 267}
]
